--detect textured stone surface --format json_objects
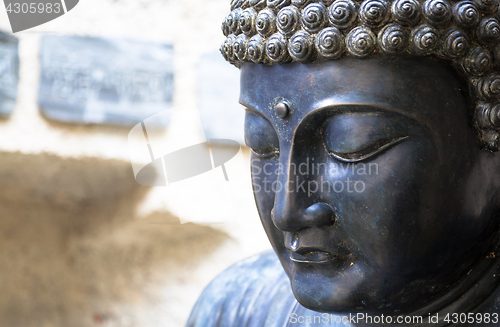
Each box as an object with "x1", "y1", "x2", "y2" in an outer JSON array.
[
  {"x1": 198, "y1": 52, "x2": 244, "y2": 144},
  {"x1": 0, "y1": 1, "x2": 271, "y2": 326},
  {"x1": 39, "y1": 35, "x2": 174, "y2": 126},
  {"x1": 0, "y1": 151, "x2": 229, "y2": 327}
]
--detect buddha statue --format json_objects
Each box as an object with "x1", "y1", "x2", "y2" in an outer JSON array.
[{"x1": 187, "y1": 0, "x2": 500, "y2": 325}]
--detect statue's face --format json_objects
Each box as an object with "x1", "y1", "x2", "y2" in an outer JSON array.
[{"x1": 241, "y1": 57, "x2": 500, "y2": 314}]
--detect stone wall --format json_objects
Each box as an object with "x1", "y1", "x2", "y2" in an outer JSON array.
[{"x1": 0, "y1": 1, "x2": 271, "y2": 326}]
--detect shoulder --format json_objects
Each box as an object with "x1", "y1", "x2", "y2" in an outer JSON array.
[{"x1": 186, "y1": 250, "x2": 295, "y2": 327}]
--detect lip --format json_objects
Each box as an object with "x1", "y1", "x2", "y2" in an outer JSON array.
[{"x1": 289, "y1": 248, "x2": 343, "y2": 264}]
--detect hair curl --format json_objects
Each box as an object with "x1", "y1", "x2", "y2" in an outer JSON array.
[{"x1": 221, "y1": 0, "x2": 500, "y2": 151}]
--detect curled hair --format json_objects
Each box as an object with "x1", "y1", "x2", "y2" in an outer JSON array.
[{"x1": 221, "y1": 0, "x2": 500, "y2": 151}]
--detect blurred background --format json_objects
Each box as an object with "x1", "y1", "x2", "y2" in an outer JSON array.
[{"x1": 0, "y1": 0, "x2": 271, "y2": 326}]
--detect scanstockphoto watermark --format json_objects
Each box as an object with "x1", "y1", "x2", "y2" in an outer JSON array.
[
  {"x1": 289, "y1": 312, "x2": 500, "y2": 325},
  {"x1": 251, "y1": 157, "x2": 379, "y2": 177},
  {"x1": 253, "y1": 175, "x2": 369, "y2": 195},
  {"x1": 290, "y1": 313, "x2": 424, "y2": 325},
  {"x1": 251, "y1": 158, "x2": 379, "y2": 196}
]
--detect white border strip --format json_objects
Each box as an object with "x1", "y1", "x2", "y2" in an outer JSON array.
[{"x1": 60, "y1": 0, "x2": 68, "y2": 13}]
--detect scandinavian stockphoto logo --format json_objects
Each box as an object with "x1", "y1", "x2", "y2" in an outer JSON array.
[
  {"x1": 128, "y1": 110, "x2": 244, "y2": 225},
  {"x1": 128, "y1": 111, "x2": 241, "y2": 187},
  {"x1": 3, "y1": 0, "x2": 79, "y2": 33}
]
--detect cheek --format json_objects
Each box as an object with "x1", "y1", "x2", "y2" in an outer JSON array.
[
  {"x1": 251, "y1": 157, "x2": 278, "y2": 209},
  {"x1": 324, "y1": 140, "x2": 441, "y2": 270},
  {"x1": 250, "y1": 156, "x2": 284, "y2": 250}
]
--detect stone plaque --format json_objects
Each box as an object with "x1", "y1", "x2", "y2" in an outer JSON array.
[
  {"x1": 198, "y1": 52, "x2": 244, "y2": 144},
  {"x1": 39, "y1": 35, "x2": 174, "y2": 126},
  {"x1": 0, "y1": 30, "x2": 19, "y2": 117}
]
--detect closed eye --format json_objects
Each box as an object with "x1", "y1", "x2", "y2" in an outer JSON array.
[
  {"x1": 328, "y1": 136, "x2": 408, "y2": 163},
  {"x1": 244, "y1": 109, "x2": 280, "y2": 159},
  {"x1": 250, "y1": 147, "x2": 279, "y2": 159}
]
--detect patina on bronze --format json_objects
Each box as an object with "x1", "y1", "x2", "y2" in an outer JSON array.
[{"x1": 187, "y1": 0, "x2": 500, "y2": 326}]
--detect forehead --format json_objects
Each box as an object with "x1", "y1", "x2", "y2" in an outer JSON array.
[{"x1": 239, "y1": 57, "x2": 468, "y2": 127}]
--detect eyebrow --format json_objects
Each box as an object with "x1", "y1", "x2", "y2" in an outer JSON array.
[{"x1": 307, "y1": 102, "x2": 422, "y2": 124}]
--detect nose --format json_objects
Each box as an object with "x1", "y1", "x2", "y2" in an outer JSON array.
[
  {"x1": 270, "y1": 136, "x2": 336, "y2": 231},
  {"x1": 272, "y1": 202, "x2": 336, "y2": 231}
]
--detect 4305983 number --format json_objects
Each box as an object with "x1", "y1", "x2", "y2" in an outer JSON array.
[
  {"x1": 444, "y1": 313, "x2": 499, "y2": 324},
  {"x1": 6, "y1": 2, "x2": 61, "y2": 14}
]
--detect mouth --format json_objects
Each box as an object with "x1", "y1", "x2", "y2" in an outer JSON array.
[{"x1": 289, "y1": 249, "x2": 342, "y2": 264}]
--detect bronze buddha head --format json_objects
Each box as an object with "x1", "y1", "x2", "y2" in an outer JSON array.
[{"x1": 221, "y1": 0, "x2": 500, "y2": 317}]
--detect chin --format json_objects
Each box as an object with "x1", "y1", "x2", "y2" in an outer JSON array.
[
  {"x1": 288, "y1": 262, "x2": 440, "y2": 316},
  {"x1": 288, "y1": 263, "x2": 370, "y2": 314},
  {"x1": 292, "y1": 292, "x2": 354, "y2": 314},
  {"x1": 290, "y1": 278, "x2": 413, "y2": 316}
]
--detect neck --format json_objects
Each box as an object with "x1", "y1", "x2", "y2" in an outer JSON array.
[{"x1": 358, "y1": 255, "x2": 500, "y2": 327}]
